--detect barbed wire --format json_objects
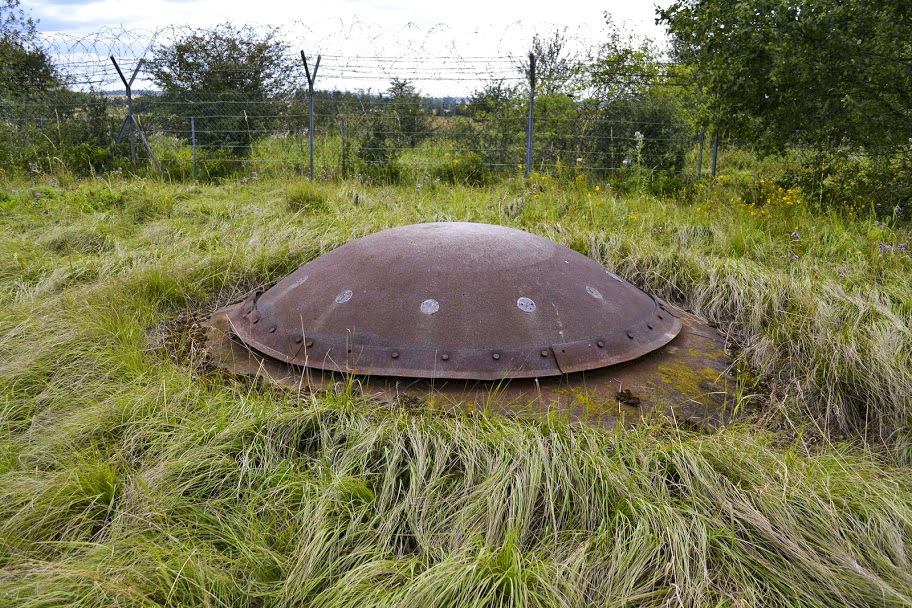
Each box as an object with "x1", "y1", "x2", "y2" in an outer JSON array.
[{"x1": 32, "y1": 22, "x2": 680, "y2": 93}]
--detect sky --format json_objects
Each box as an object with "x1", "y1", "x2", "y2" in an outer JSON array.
[{"x1": 21, "y1": 0, "x2": 671, "y2": 95}]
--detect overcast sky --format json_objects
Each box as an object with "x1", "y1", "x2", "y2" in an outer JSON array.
[
  {"x1": 22, "y1": 0, "x2": 670, "y2": 94},
  {"x1": 24, "y1": 0, "x2": 667, "y2": 40}
]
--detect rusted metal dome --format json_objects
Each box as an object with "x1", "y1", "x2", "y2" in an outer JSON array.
[{"x1": 226, "y1": 222, "x2": 681, "y2": 380}]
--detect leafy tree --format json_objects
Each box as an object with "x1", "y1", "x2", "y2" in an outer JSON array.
[
  {"x1": 384, "y1": 79, "x2": 432, "y2": 149},
  {"x1": 0, "y1": 0, "x2": 60, "y2": 95},
  {"x1": 358, "y1": 79, "x2": 432, "y2": 173},
  {"x1": 658, "y1": 0, "x2": 912, "y2": 152},
  {"x1": 456, "y1": 23, "x2": 691, "y2": 179},
  {"x1": 582, "y1": 18, "x2": 692, "y2": 172},
  {"x1": 461, "y1": 81, "x2": 524, "y2": 169},
  {"x1": 0, "y1": 1, "x2": 109, "y2": 175},
  {"x1": 581, "y1": 19, "x2": 664, "y2": 102},
  {"x1": 524, "y1": 30, "x2": 580, "y2": 97},
  {"x1": 504, "y1": 30, "x2": 587, "y2": 172},
  {"x1": 144, "y1": 23, "x2": 295, "y2": 156}
]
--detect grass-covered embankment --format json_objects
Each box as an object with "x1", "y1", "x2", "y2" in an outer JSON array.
[{"x1": 1, "y1": 173, "x2": 911, "y2": 606}]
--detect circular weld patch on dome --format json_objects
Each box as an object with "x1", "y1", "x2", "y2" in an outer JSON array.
[{"x1": 226, "y1": 222, "x2": 681, "y2": 381}]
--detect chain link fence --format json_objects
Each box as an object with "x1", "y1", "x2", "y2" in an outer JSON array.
[{"x1": 0, "y1": 24, "x2": 723, "y2": 185}]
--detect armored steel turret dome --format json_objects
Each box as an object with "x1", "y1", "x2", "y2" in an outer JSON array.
[{"x1": 225, "y1": 222, "x2": 681, "y2": 381}]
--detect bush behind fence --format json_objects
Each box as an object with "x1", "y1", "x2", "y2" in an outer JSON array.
[{"x1": 0, "y1": 86, "x2": 700, "y2": 185}]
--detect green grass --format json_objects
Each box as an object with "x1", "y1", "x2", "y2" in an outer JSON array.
[{"x1": 0, "y1": 172, "x2": 911, "y2": 606}]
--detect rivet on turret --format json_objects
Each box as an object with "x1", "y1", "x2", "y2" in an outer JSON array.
[{"x1": 492, "y1": 353, "x2": 501, "y2": 360}]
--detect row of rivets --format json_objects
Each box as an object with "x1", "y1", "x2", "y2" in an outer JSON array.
[
  {"x1": 286, "y1": 334, "x2": 681, "y2": 360},
  {"x1": 589, "y1": 319, "x2": 664, "y2": 348},
  {"x1": 279, "y1": 324, "x2": 668, "y2": 357},
  {"x1": 251, "y1": 305, "x2": 668, "y2": 361}
]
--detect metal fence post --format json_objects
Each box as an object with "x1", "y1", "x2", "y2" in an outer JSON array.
[
  {"x1": 340, "y1": 117, "x2": 347, "y2": 178},
  {"x1": 301, "y1": 51, "x2": 321, "y2": 182},
  {"x1": 711, "y1": 124, "x2": 719, "y2": 178},
  {"x1": 697, "y1": 125, "x2": 706, "y2": 179},
  {"x1": 191, "y1": 117, "x2": 197, "y2": 177},
  {"x1": 610, "y1": 126, "x2": 615, "y2": 171},
  {"x1": 525, "y1": 52, "x2": 536, "y2": 179},
  {"x1": 111, "y1": 56, "x2": 137, "y2": 172},
  {"x1": 111, "y1": 56, "x2": 162, "y2": 176}
]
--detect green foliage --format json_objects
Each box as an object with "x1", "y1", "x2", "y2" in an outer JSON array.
[
  {"x1": 461, "y1": 81, "x2": 525, "y2": 170},
  {"x1": 526, "y1": 29, "x2": 580, "y2": 96},
  {"x1": 0, "y1": 91, "x2": 117, "y2": 174},
  {"x1": 659, "y1": 0, "x2": 912, "y2": 152},
  {"x1": 0, "y1": 38, "x2": 58, "y2": 95},
  {"x1": 582, "y1": 19, "x2": 693, "y2": 173},
  {"x1": 429, "y1": 149, "x2": 492, "y2": 186},
  {"x1": 144, "y1": 23, "x2": 295, "y2": 157},
  {"x1": 457, "y1": 21, "x2": 692, "y2": 177},
  {"x1": 0, "y1": 0, "x2": 59, "y2": 95},
  {"x1": 357, "y1": 79, "x2": 434, "y2": 180},
  {"x1": 657, "y1": 0, "x2": 912, "y2": 211},
  {"x1": 0, "y1": 2, "x2": 115, "y2": 175},
  {"x1": 780, "y1": 146, "x2": 912, "y2": 217}
]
